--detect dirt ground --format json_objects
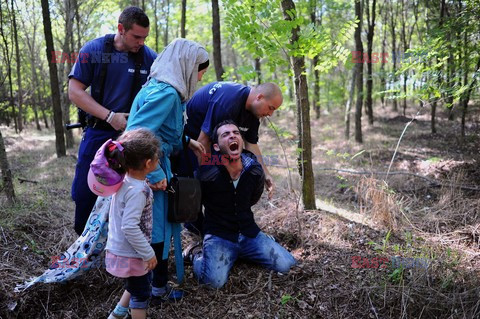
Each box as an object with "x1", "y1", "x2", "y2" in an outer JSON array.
[{"x1": 1, "y1": 103, "x2": 480, "y2": 318}]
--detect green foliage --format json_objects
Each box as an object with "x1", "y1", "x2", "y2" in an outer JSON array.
[
  {"x1": 223, "y1": 0, "x2": 355, "y2": 85},
  {"x1": 388, "y1": 266, "x2": 404, "y2": 284},
  {"x1": 280, "y1": 294, "x2": 293, "y2": 305}
]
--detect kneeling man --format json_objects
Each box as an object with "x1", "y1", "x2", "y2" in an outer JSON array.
[{"x1": 185, "y1": 120, "x2": 296, "y2": 288}]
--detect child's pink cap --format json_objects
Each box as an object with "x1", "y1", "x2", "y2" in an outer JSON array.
[{"x1": 87, "y1": 139, "x2": 125, "y2": 197}]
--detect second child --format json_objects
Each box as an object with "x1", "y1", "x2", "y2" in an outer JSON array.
[{"x1": 88, "y1": 128, "x2": 160, "y2": 319}]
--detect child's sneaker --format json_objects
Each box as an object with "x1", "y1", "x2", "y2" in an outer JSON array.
[
  {"x1": 107, "y1": 310, "x2": 129, "y2": 319},
  {"x1": 150, "y1": 284, "x2": 185, "y2": 306}
]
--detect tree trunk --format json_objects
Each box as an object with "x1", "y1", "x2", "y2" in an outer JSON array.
[
  {"x1": 20, "y1": 6, "x2": 41, "y2": 130},
  {"x1": 181, "y1": 0, "x2": 186, "y2": 38},
  {"x1": 212, "y1": 0, "x2": 225, "y2": 81},
  {"x1": 380, "y1": 3, "x2": 387, "y2": 108},
  {"x1": 0, "y1": 0, "x2": 17, "y2": 132},
  {"x1": 345, "y1": 68, "x2": 357, "y2": 140},
  {"x1": 154, "y1": 0, "x2": 159, "y2": 51},
  {"x1": 310, "y1": 0, "x2": 322, "y2": 120},
  {"x1": 431, "y1": 0, "x2": 446, "y2": 134},
  {"x1": 281, "y1": 0, "x2": 316, "y2": 210},
  {"x1": 41, "y1": 0, "x2": 66, "y2": 157},
  {"x1": 354, "y1": 0, "x2": 364, "y2": 143},
  {"x1": 365, "y1": 0, "x2": 376, "y2": 125},
  {"x1": 460, "y1": 54, "x2": 480, "y2": 140},
  {"x1": 39, "y1": 64, "x2": 50, "y2": 129},
  {"x1": 11, "y1": 0, "x2": 23, "y2": 132},
  {"x1": 254, "y1": 58, "x2": 261, "y2": 84},
  {"x1": 389, "y1": 0, "x2": 398, "y2": 112},
  {"x1": 0, "y1": 128, "x2": 15, "y2": 204},
  {"x1": 73, "y1": 0, "x2": 81, "y2": 51},
  {"x1": 163, "y1": 0, "x2": 170, "y2": 46},
  {"x1": 62, "y1": 0, "x2": 74, "y2": 148}
]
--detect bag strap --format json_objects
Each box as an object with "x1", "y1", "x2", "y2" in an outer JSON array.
[
  {"x1": 182, "y1": 133, "x2": 195, "y2": 178},
  {"x1": 93, "y1": 34, "x2": 115, "y2": 105},
  {"x1": 93, "y1": 34, "x2": 144, "y2": 111},
  {"x1": 127, "y1": 47, "x2": 144, "y2": 111}
]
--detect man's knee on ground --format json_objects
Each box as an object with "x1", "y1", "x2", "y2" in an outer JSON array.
[
  {"x1": 200, "y1": 272, "x2": 228, "y2": 289},
  {"x1": 272, "y1": 254, "x2": 297, "y2": 274}
]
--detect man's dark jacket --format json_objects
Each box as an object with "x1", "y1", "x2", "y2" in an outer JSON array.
[{"x1": 197, "y1": 151, "x2": 265, "y2": 242}]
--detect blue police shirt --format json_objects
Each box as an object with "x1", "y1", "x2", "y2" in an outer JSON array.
[
  {"x1": 68, "y1": 35, "x2": 157, "y2": 113},
  {"x1": 185, "y1": 82, "x2": 260, "y2": 144}
]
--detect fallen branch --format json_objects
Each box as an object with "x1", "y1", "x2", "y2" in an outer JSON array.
[{"x1": 17, "y1": 178, "x2": 38, "y2": 184}]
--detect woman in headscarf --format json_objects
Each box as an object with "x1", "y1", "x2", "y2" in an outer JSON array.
[{"x1": 126, "y1": 38, "x2": 209, "y2": 304}]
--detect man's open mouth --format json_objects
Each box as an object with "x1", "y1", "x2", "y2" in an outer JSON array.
[{"x1": 228, "y1": 141, "x2": 239, "y2": 152}]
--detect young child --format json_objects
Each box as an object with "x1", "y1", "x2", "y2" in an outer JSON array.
[{"x1": 89, "y1": 128, "x2": 160, "y2": 319}]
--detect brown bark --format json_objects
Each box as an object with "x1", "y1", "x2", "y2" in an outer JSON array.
[
  {"x1": 365, "y1": 0, "x2": 376, "y2": 125},
  {"x1": 0, "y1": 128, "x2": 15, "y2": 204},
  {"x1": 212, "y1": 0, "x2": 225, "y2": 81},
  {"x1": 41, "y1": 0, "x2": 66, "y2": 157},
  {"x1": 431, "y1": 0, "x2": 446, "y2": 134},
  {"x1": 163, "y1": 0, "x2": 170, "y2": 46},
  {"x1": 345, "y1": 68, "x2": 356, "y2": 140},
  {"x1": 20, "y1": 4, "x2": 41, "y2": 130},
  {"x1": 281, "y1": 0, "x2": 316, "y2": 210},
  {"x1": 254, "y1": 58, "x2": 261, "y2": 84},
  {"x1": 379, "y1": 3, "x2": 387, "y2": 108},
  {"x1": 389, "y1": 0, "x2": 398, "y2": 112},
  {"x1": 61, "y1": 0, "x2": 74, "y2": 148},
  {"x1": 460, "y1": 50, "x2": 480, "y2": 139},
  {"x1": 11, "y1": 0, "x2": 23, "y2": 132},
  {"x1": 0, "y1": 0, "x2": 17, "y2": 131},
  {"x1": 154, "y1": 0, "x2": 159, "y2": 52},
  {"x1": 181, "y1": 0, "x2": 187, "y2": 38},
  {"x1": 354, "y1": 0, "x2": 364, "y2": 143},
  {"x1": 310, "y1": 0, "x2": 321, "y2": 119}
]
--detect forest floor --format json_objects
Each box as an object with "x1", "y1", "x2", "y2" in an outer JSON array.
[{"x1": 1, "y1": 103, "x2": 480, "y2": 319}]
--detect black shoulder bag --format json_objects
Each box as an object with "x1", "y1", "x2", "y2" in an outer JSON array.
[{"x1": 167, "y1": 135, "x2": 202, "y2": 223}]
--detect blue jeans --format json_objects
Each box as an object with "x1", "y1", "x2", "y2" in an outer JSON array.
[
  {"x1": 193, "y1": 232, "x2": 296, "y2": 289},
  {"x1": 124, "y1": 272, "x2": 152, "y2": 309}
]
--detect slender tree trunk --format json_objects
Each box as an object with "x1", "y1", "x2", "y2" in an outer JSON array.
[
  {"x1": 365, "y1": 0, "x2": 376, "y2": 125},
  {"x1": 281, "y1": 0, "x2": 316, "y2": 210},
  {"x1": 254, "y1": 58, "x2": 261, "y2": 84},
  {"x1": 39, "y1": 65, "x2": 50, "y2": 129},
  {"x1": 73, "y1": 0, "x2": 81, "y2": 51},
  {"x1": 460, "y1": 53, "x2": 480, "y2": 140},
  {"x1": 154, "y1": 0, "x2": 159, "y2": 51},
  {"x1": 380, "y1": 3, "x2": 387, "y2": 108},
  {"x1": 389, "y1": 0, "x2": 398, "y2": 112},
  {"x1": 21, "y1": 10, "x2": 41, "y2": 130},
  {"x1": 345, "y1": 68, "x2": 357, "y2": 140},
  {"x1": 354, "y1": 0, "x2": 364, "y2": 143},
  {"x1": 181, "y1": 0, "x2": 186, "y2": 38},
  {"x1": 0, "y1": 0, "x2": 17, "y2": 131},
  {"x1": 41, "y1": 0, "x2": 66, "y2": 157},
  {"x1": 310, "y1": 0, "x2": 322, "y2": 119},
  {"x1": 212, "y1": 0, "x2": 225, "y2": 81},
  {"x1": 62, "y1": 0, "x2": 74, "y2": 148},
  {"x1": 0, "y1": 128, "x2": 15, "y2": 204},
  {"x1": 163, "y1": 0, "x2": 170, "y2": 46},
  {"x1": 400, "y1": 0, "x2": 407, "y2": 115},
  {"x1": 431, "y1": 0, "x2": 446, "y2": 134},
  {"x1": 11, "y1": 0, "x2": 23, "y2": 132},
  {"x1": 312, "y1": 56, "x2": 320, "y2": 119}
]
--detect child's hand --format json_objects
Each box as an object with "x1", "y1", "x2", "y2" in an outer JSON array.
[
  {"x1": 147, "y1": 178, "x2": 167, "y2": 191},
  {"x1": 145, "y1": 256, "x2": 157, "y2": 271}
]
